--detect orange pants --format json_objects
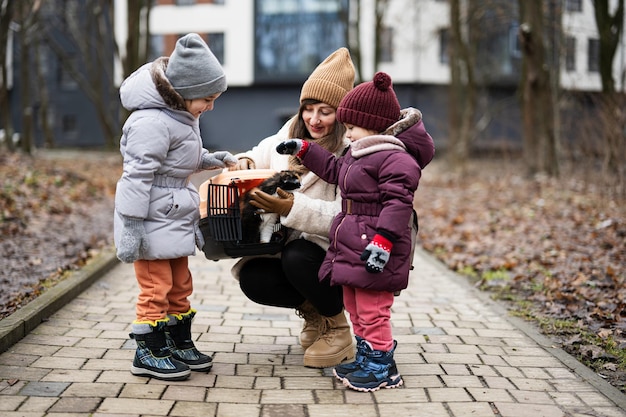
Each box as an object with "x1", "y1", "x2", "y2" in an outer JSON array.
[{"x1": 133, "y1": 257, "x2": 193, "y2": 323}]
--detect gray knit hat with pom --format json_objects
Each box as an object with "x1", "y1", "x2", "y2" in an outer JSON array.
[{"x1": 166, "y1": 33, "x2": 227, "y2": 99}]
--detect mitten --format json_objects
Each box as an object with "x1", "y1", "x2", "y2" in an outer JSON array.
[
  {"x1": 249, "y1": 187, "x2": 295, "y2": 216},
  {"x1": 276, "y1": 139, "x2": 309, "y2": 157},
  {"x1": 202, "y1": 151, "x2": 237, "y2": 170},
  {"x1": 360, "y1": 234, "x2": 393, "y2": 273},
  {"x1": 117, "y1": 217, "x2": 148, "y2": 263}
]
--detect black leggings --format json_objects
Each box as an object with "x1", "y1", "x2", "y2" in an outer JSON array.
[{"x1": 238, "y1": 239, "x2": 344, "y2": 317}]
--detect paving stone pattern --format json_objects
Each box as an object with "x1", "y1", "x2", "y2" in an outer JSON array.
[{"x1": 0, "y1": 249, "x2": 625, "y2": 417}]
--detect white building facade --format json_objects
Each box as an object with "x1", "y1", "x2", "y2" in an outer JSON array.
[
  {"x1": 110, "y1": 0, "x2": 625, "y2": 152},
  {"x1": 112, "y1": 0, "x2": 626, "y2": 91}
]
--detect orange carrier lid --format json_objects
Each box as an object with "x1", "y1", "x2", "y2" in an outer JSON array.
[{"x1": 199, "y1": 169, "x2": 277, "y2": 218}]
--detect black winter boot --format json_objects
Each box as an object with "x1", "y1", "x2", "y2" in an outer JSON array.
[
  {"x1": 130, "y1": 322, "x2": 190, "y2": 381},
  {"x1": 165, "y1": 309, "x2": 213, "y2": 372}
]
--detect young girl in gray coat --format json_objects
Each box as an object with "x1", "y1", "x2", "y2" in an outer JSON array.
[
  {"x1": 277, "y1": 72, "x2": 435, "y2": 392},
  {"x1": 114, "y1": 33, "x2": 236, "y2": 381}
]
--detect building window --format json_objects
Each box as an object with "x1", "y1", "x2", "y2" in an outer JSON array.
[
  {"x1": 565, "y1": 0, "x2": 582, "y2": 12},
  {"x1": 565, "y1": 36, "x2": 576, "y2": 71},
  {"x1": 62, "y1": 114, "x2": 77, "y2": 134},
  {"x1": 206, "y1": 33, "x2": 225, "y2": 64},
  {"x1": 509, "y1": 25, "x2": 521, "y2": 58},
  {"x1": 379, "y1": 27, "x2": 393, "y2": 63},
  {"x1": 176, "y1": 0, "x2": 196, "y2": 5},
  {"x1": 58, "y1": 59, "x2": 78, "y2": 91},
  {"x1": 588, "y1": 38, "x2": 599, "y2": 72},
  {"x1": 439, "y1": 28, "x2": 449, "y2": 65},
  {"x1": 254, "y1": 0, "x2": 348, "y2": 82},
  {"x1": 149, "y1": 35, "x2": 164, "y2": 61}
]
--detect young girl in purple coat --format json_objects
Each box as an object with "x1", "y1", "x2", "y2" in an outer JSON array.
[{"x1": 276, "y1": 72, "x2": 435, "y2": 392}]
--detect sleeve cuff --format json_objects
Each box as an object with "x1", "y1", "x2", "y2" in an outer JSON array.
[
  {"x1": 372, "y1": 233, "x2": 393, "y2": 252},
  {"x1": 296, "y1": 140, "x2": 310, "y2": 158}
]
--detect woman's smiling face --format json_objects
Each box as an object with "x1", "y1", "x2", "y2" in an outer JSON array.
[{"x1": 301, "y1": 103, "x2": 337, "y2": 139}]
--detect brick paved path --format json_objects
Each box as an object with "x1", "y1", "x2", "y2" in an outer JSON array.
[{"x1": 1, "y1": 248, "x2": 625, "y2": 417}]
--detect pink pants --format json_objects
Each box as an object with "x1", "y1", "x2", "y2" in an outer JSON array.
[
  {"x1": 342, "y1": 286, "x2": 395, "y2": 352},
  {"x1": 133, "y1": 257, "x2": 192, "y2": 323}
]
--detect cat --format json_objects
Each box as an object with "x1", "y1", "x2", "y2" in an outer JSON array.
[{"x1": 240, "y1": 170, "x2": 301, "y2": 244}]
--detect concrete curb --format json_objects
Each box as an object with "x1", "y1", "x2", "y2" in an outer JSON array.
[
  {"x1": 415, "y1": 247, "x2": 626, "y2": 410},
  {"x1": 0, "y1": 246, "x2": 119, "y2": 354}
]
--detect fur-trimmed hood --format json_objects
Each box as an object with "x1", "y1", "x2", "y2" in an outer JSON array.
[
  {"x1": 382, "y1": 107, "x2": 435, "y2": 169},
  {"x1": 120, "y1": 57, "x2": 189, "y2": 113}
]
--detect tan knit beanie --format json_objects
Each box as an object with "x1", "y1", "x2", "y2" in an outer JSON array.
[{"x1": 299, "y1": 47, "x2": 355, "y2": 109}]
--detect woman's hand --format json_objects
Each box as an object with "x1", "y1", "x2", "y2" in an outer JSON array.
[
  {"x1": 230, "y1": 157, "x2": 255, "y2": 171},
  {"x1": 249, "y1": 188, "x2": 294, "y2": 216}
]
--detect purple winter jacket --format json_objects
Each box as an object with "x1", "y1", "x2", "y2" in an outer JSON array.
[{"x1": 300, "y1": 108, "x2": 435, "y2": 292}]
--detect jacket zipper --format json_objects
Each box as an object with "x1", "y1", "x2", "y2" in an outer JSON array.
[
  {"x1": 332, "y1": 163, "x2": 354, "y2": 262},
  {"x1": 343, "y1": 164, "x2": 353, "y2": 191}
]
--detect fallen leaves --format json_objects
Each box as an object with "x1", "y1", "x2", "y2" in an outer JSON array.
[
  {"x1": 0, "y1": 150, "x2": 121, "y2": 318},
  {"x1": 0, "y1": 151, "x2": 624, "y2": 392},
  {"x1": 416, "y1": 158, "x2": 626, "y2": 393}
]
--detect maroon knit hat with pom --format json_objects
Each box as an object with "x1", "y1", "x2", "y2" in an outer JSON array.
[{"x1": 336, "y1": 71, "x2": 401, "y2": 132}]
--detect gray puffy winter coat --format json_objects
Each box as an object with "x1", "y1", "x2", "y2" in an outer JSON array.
[
  {"x1": 300, "y1": 108, "x2": 435, "y2": 292},
  {"x1": 114, "y1": 57, "x2": 213, "y2": 260}
]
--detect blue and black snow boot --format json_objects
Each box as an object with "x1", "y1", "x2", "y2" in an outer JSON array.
[
  {"x1": 333, "y1": 336, "x2": 367, "y2": 380},
  {"x1": 342, "y1": 340, "x2": 403, "y2": 392}
]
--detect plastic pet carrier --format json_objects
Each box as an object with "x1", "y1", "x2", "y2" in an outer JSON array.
[{"x1": 199, "y1": 169, "x2": 289, "y2": 261}]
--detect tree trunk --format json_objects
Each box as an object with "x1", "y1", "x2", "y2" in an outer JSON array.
[
  {"x1": 18, "y1": 0, "x2": 34, "y2": 154},
  {"x1": 373, "y1": 0, "x2": 389, "y2": 73},
  {"x1": 0, "y1": 0, "x2": 16, "y2": 152},
  {"x1": 34, "y1": 37, "x2": 54, "y2": 148},
  {"x1": 518, "y1": 0, "x2": 559, "y2": 177},
  {"x1": 593, "y1": 0, "x2": 623, "y2": 94},
  {"x1": 447, "y1": 0, "x2": 477, "y2": 170},
  {"x1": 599, "y1": 92, "x2": 626, "y2": 196},
  {"x1": 350, "y1": 0, "x2": 362, "y2": 82},
  {"x1": 591, "y1": 0, "x2": 624, "y2": 191}
]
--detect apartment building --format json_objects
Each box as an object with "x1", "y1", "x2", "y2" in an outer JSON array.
[
  {"x1": 5, "y1": 0, "x2": 624, "y2": 150},
  {"x1": 111, "y1": 0, "x2": 625, "y2": 153},
  {"x1": 121, "y1": 0, "x2": 467, "y2": 151}
]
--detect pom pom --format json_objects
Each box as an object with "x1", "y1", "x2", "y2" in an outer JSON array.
[{"x1": 373, "y1": 72, "x2": 391, "y2": 91}]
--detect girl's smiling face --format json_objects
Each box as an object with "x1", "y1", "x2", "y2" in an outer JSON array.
[
  {"x1": 185, "y1": 92, "x2": 222, "y2": 118},
  {"x1": 302, "y1": 103, "x2": 337, "y2": 139}
]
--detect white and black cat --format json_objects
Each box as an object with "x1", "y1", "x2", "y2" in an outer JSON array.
[{"x1": 240, "y1": 170, "x2": 301, "y2": 244}]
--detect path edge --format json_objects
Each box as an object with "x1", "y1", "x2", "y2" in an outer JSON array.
[
  {"x1": 0, "y1": 246, "x2": 119, "y2": 354},
  {"x1": 414, "y1": 247, "x2": 626, "y2": 410}
]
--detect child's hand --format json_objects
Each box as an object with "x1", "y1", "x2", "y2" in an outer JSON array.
[
  {"x1": 360, "y1": 234, "x2": 392, "y2": 273},
  {"x1": 276, "y1": 139, "x2": 307, "y2": 156},
  {"x1": 202, "y1": 151, "x2": 237, "y2": 170},
  {"x1": 117, "y1": 217, "x2": 148, "y2": 263}
]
